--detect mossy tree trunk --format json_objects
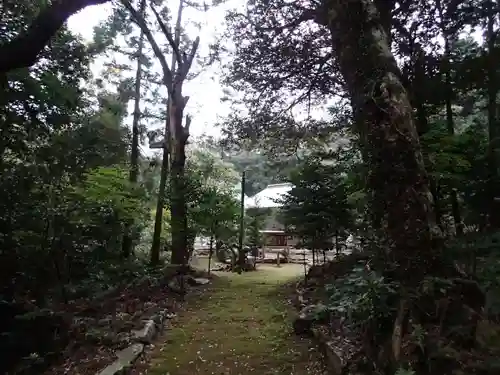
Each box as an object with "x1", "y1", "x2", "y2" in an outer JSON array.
[
  {"x1": 323, "y1": 0, "x2": 441, "y2": 284},
  {"x1": 169, "y1": 102, "x2": 190, "y2": 266}
]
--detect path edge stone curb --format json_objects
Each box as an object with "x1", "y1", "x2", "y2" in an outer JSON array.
[
  {"x1": 96, "y1": 343, "x2": 144, "y2": 375},
  {"x1": 95, "y1": 309, "x2": 171, "y2": 375},
  {"x1": 311, "y1": 327, "x2": 345, "y2": 375},
  {"x1": 293, "y1": 286, "x2": 348, "y2": 375}
]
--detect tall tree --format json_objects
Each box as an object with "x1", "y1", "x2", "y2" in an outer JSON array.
[
  {"x1": 323, "y1": 0, "x2": 440, "y2": 284},
  {"x1": 435, "y1": 0, "x2": 464, "y2": 235},
  {"x1": 122, "y1": 0, "x2": 199, "y2": 266},
  {"x1": 91, "y1": 0, "x2": 169, "y2": 258},
  {"x1": 280, "y1": 157, "x2": 354, "y2": 257},
  {"x1": 184, "y1": 148, "x2": 240, "y2": 259},
  {"x1": 225, "y1": 0, "x2": 442, "y2": 280},
  {"x1": 122, "y1": 0, "x2": 147, "y2": 258}
]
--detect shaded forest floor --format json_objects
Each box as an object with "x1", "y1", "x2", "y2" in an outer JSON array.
[{"x1": 142, "y1": 264, "x2": 327, "y2": 375}]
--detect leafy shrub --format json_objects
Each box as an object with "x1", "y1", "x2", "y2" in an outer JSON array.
[
  {"x1": 325, "y1": 263, "x2": 399, "y2": 327},
  {"x1": 0, "y1": 302, "x2": 69, "y2": 374},
  {"x1": 135, "y1": 208, "x2": 171, "y2": 260}
]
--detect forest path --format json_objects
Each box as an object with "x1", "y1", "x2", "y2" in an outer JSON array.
[{"x1": 146, "y1": 263, "x2": 326, "y2": 375}]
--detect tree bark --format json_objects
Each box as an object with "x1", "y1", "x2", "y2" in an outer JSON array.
[
  {"x1": 445, "y1": 52, "x2": 464, "y2": 236},
  {"x1": 169, "y1": 105, "x2": 190, "y2": 266},
  {"x1": 150, "y1": 139, "x2": 169, "y2": 265},
  {"x1": 137, "y1": 0, "x2": 196, "y2": 266},
  {"x1": 351, "y1": 0, "x2": 394, "y2": 237},
  {"x1": 352, "y1": 0, "x2": 394, "y2": 129},
  {"x1": 373, "y1": 0, "x2": 394, "y2": 45},
  {"x1": 238, "y1": 170, "x2": 246, "y2": 270},
  {"x1": 409, "y1": 40, "x2": 444, "y2": 231},
  {"x1": 165, "y1": 0, "x2": 192, "y2": 268},
  {"x1": 126, "y1": 0, "x2": 195, "y2": 267},
  {"x1": 324, "y1": 0, "x2": 440, "y2": 283},
  {"x1": 0, "y1": 0, "x2": 110, "y2": 74},
  {"x1": 122, "y1": 0, "x2": 146, "y2": 259}
]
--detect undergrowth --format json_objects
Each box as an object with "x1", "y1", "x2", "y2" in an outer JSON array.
[
  {"x1": 316, "y1": 237, "x2": 500, "y2": 375},
  {"x1": 325, "y1": 263, "x2": 398, "y2": 328}
]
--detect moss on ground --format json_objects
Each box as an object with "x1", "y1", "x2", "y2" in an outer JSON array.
[{"x1": 148, "y1": 264, "x2": 325, "y2": 375}]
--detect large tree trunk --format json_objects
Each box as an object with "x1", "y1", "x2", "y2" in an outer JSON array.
[
  {"x1": 122, "y1": 0, "x2": 146, "y2": 259},
  {"x1": 146, "y1": 0, "x2": 192, "y2": 266},
  {"x1": 324, "y1": 0, "x2": 440, "y2": 284},
  {"x1": 150, "y1": 135, "x2": 169, "y2": 265},
  {"x1": 335, "y1": 229, "x2": 340, "y2": 256},
  {"x1": 169, "y1": 103, "x2": 189, "y2": 266},
  {"x1": 373, "y1": 0, "x2": 394, "y2": 45},
  {"x1": 352, "y1": 0, "x2": 395, "y2": 238},
  {"x1": 165, "y1": 0, "x2": 191, "y2": 267}
]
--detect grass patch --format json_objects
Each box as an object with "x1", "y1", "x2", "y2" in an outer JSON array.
[{"x1": 148, "y1": 264, "x2": 325, "y2": 375}]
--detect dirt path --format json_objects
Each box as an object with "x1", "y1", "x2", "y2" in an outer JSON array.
[{"x1": 146, "y1": 264, "x2": 326, "y2": 375}]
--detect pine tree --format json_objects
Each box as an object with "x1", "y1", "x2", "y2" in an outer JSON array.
[
  {"x1": 280, "y1": 158, "x2": 354, "y2": 259},
  {"x1": 91, "y1": 0, "x2": 167, "y2": 258}
]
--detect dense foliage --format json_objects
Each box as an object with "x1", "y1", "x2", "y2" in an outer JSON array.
[
  {"x1": 279, "y1": 155, "x2": 354, "y2": 255},
  {"x1": 220, "y1": 0, "x2": 500, "y2": 373},
  {"x1": 0, "y1": 1, "x2": 239, "y2": 373},
  {"x1": 3, "y1": 0, "x2": 500, "y2": 374}
]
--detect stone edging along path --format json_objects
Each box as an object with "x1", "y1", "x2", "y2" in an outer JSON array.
[
  {"x1": 95, "y1": 276, "x2": 209, "y2": 375},
  {"x1": 293, "y1": 283, "x2": 352, "y2": 375},
  {"x1": 96, "y1": 309, "x2": 170, "y2": 375}
]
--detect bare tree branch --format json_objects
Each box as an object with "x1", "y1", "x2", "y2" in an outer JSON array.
[
  {"x1": 185, "y1": 114, "x2": 192, "y2": 135},
  {"x1": 121, "y1": 0, "x2": 174, "y2": 92},
  {"x1": 0, "y1": 0, "x2": 111, "y2": 74},
  {"x1": 252, "y1": 8, "x2": 318, "y2": 32},
  {"x1": 150, "y1": 3, "x2": 183, "y2": 67},
  {"x1": 123, "y1": 0, "x2": 199, "y2": 98},
  {"x1": 179, "y1": 37, "x2": 200, "y2": 80}
]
